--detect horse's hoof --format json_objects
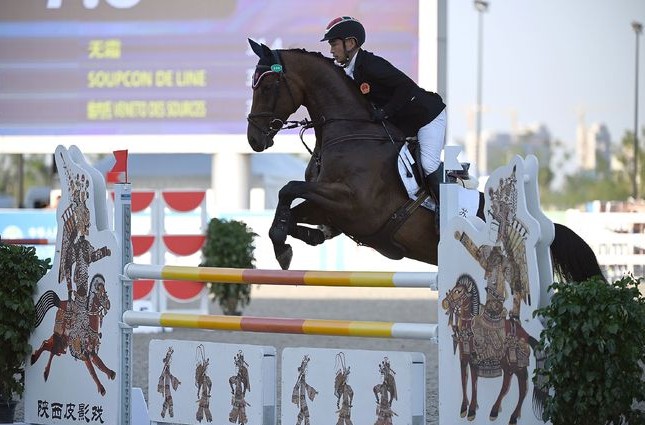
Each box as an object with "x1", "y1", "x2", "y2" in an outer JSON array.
[
  {"x1": 509, "y1": 414, "x2": 519, "y2": 425},
  {"x1": 460, "y1": 401, "x2": 468, "y2": 417},
  {"x1": 108, "y1": 370, "x2": 116, "y2": 380},
  {"x1": 276, "y1": 245, "x2": 293, "y2": 270},
  {"x1": 489, "y1": 408, "x2": 499, "y2": 420},
  {"x1": 99, "y1": 385, "x2": 106, "y2": 396},
  {"x1": 467, "y1": 406, "x2": 477, "y2": 421}
]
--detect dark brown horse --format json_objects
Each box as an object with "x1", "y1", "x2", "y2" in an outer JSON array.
[
  {"x1": 442, "y1": 274, "x2": 546, "y2": 425},
  {"x1": 246, "y1": 40, "x2": 604, "y2": 284},
  {"x1": 31, "y1": 273, "x2": 115, "y2": 395}
]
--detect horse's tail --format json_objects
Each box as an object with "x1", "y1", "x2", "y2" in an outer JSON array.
[
  {"x1": 34, "y1": 290, "x2": 61, "y2": 328},
  {"x1": 551, "y1": 223, "x2": 605, "y2": 284},
  {"x1": 528, "y1": 335, "x2": 548, "y2": 420}
]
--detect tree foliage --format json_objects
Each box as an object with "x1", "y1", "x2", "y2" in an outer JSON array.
[
  {"x1": 534, "y1": 275, "x2": 645, "y2": 425},
  {"x1": 200, "y1": 218, "x2": 257, "y2": 315},
  {"x1": 0, "y1": 243, "x2": 51, "y2": 401}
]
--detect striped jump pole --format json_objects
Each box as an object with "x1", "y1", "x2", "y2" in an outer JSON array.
[
  {"x1": 123, "y1": 310, "x2": 438, "y2": 340},
  {"x1": 123, "y1": 263, "x2": 437, "y2": 289}
]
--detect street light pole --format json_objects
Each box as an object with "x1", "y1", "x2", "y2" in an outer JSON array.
[
  {"x1": 632, "y1": 21, "x2": 642, "y2": 200},
  {"x1": 474, "y1": 0, "x2": 488, "y2": 174}
]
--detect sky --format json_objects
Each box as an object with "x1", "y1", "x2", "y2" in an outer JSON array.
[{"x1": 445, "y1": 0, "x2": 645, "y2": 157}]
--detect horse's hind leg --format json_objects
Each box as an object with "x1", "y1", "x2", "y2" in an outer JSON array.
[
  {"x1": 509, "y1": 369, "x2": 528, "y2": 425},
  {"x1": 31, "y1": 339, "x2": 51, "y2": 365}
]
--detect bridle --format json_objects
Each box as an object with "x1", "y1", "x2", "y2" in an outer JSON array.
[{"x1": 246, "y1": 50, "x2": 298, "y2": 145}]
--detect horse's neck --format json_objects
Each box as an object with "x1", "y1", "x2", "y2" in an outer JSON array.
[{"x1": 283, "y1": 51, "x2": 369, "y2": 123}]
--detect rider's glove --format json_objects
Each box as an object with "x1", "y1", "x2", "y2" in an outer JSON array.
[{"x1": 371, "y1": 108, "x2": 388, "y2": 122}]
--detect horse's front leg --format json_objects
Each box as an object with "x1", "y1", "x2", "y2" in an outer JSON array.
[
  {"x1": 288, "y1": 200, "x2": 332, "y2": 246},
  {"x1": 468, "y1": 362, "x2": 478, "y2": 420},
  {"x1": 490, "y1": 368, "x2": 512, "y2": 420},
  {"x1": 269, "y1": 180, "x2": 353, "y2": 270},
  {"x1": 84, "y1": 358, "x2": 106, "y2": 396},
  {"x1": 90, "y1": 352, "x2": 116, "y2": 380},
  {"x1": 268, "y1": 198, "x2": 295, "y2": 270},
  {"x1": 458, "y1": 354, "x2": 469, "y2": 417}
]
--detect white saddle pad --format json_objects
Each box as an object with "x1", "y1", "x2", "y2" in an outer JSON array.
[{"x1": 397, "y1": 143, "x2": 480, "y2": 217}]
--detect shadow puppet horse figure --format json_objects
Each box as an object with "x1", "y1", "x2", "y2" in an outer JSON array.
[{"x1": 245, "y1": 39, "x2": 604, "y2": 283}]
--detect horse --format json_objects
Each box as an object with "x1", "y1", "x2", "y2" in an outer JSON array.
[
  {"x1": 441, "y1": 274, "x2": 547, "y2": 425},
  {"x1": 246, "y1": 39, "x2": 605, "y2": 284},
  {"x1": 31, "y1": 273, "x2": 115, "y2": 396}
]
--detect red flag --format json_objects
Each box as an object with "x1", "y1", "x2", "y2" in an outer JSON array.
[{"x1": 107, "y1": 149, "x2": 128, "y2": 183}]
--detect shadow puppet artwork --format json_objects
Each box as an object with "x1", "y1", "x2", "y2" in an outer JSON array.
[
  {"x1": 25, "y1": 145, "x2": 121, "y2": 425},
  {"x1": 334, "y1": 352, "x2": 353, "y2": 425},
  {"x1": 373, "y1": 357, "x2": 398, "y2": 425},
  {"x1": 194, "y1": 344, "x2": 212, "y2": 423},
  {"x1": 228, "y1": 351, "x2": 251, "y2": 425},
  {"x1": 158, "y1": 346, "x2": 181, "y2": 419},
  {"x1": 281, "y1": 347, "x2": 424, "y2": 424},
  {"x1": 291, "y1": 355, "x2": 318, "y2": 425},
  {"x1": 439, "y1": 155, "x2": 552, "y2": 425},
  {"x1": 148, "y1": 340, "x2": 275, "y2": 425}
]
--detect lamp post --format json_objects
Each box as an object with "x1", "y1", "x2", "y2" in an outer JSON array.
[
  {"x1": 632, "y1": 21, "x2": 642, "y2": 200},
  {"x1": 474, "y1": 0, "x2": 489, "y2": 174}
]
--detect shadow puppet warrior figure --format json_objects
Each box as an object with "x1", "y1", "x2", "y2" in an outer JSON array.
[
  {"x1": 158, "y1": 347, "x2": 181, "y2": 418},
  {"x1": 194, "y1": 344, "x2": 212, "y2": 423},
  {"x1": 321, "y1": 16, "x2": 447, "y2": 204},
  {"x1": 292, "y1": 355, "x2": 318, "y2": 425}
]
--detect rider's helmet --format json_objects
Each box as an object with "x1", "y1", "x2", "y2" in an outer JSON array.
[{"x1": 320, "y1": 16, "x2": 366, "y2": 46}]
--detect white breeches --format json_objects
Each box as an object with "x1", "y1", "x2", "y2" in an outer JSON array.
[{"x1": 417, "y1": 109, "x2": 447, "y2": 175}]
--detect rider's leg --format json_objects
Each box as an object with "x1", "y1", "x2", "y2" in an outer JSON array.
[
  {"x1": 417, "y1": 109, "x2": 447, "y2": 204},
  {"x1": 417, "y1": 108, "x2": 447, "y2": 177}
]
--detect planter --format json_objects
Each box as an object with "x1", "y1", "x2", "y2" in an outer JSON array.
[{"x1": 0, "y1": 398, "x2": 17, "y2": 424}]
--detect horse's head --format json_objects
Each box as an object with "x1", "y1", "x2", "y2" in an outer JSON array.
[
  {"x1": 442, "y1": 273, "x2": 480, "y2": 318},
  {"x1": 247, "y1": 39, "x2": 302, "y2": 152}
]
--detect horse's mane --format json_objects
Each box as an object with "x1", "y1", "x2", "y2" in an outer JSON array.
[
  {"x1": 279, "y1": 48, "x2": 369, "y2": 107},
  {"x1": 281, "y1": 48, "x2": 343, "y2": 75}
]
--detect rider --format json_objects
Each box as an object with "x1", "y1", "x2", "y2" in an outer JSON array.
[{"x1": 321, "y1": 16, "x2": 447, "y2": 202}]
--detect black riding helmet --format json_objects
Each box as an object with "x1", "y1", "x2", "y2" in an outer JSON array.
[{"x1": 320, "y1": 16, "x2": 366, "y2": 46}]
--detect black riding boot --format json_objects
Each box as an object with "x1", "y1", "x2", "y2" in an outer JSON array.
[{"x1": 425, "y1": 166, "x2": 443, "y2": 235}]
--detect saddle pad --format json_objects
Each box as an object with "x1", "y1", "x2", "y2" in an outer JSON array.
[{"x1": 397, "y1": 143, "x2": 480, "y2": 217}]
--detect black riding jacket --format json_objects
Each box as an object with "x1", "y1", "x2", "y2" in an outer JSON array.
[{"x1": 351, "y1": 49, "x2": 445, "y2": 136}]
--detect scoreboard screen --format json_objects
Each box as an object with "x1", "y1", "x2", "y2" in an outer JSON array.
[{"x1": 0, "y1": 0, "x2": 419, "y2": 137}]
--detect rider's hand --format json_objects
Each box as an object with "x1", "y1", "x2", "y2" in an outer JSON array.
[{"x1": 371, "y1": 108, "x2": 388, "y2": 122}]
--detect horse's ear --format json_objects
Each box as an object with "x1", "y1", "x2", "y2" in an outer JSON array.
[
  {"x1": 260, "y1": 43, "x2": 273, "y2": 59},
  {"x1": 248, "y1": 38, "x2": 264, "y2": 58}
]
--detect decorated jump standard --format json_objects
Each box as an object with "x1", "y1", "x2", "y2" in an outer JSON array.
[{"x1": 22, "y1": 145, "x2": 553, "y2": 425}]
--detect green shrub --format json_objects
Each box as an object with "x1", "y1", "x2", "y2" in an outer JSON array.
[
  {"x1": 200, "y1": 218, "x2": 257, "y2": 315},
  {"x1": 534, "y1": 275, "x2": 645, "y2": 425},
  {"x1": 0, "y1": 243, "x2": 50, "y2": 401}
]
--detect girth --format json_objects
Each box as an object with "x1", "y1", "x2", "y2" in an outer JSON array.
[{"x1": 349, "y1": 188, "x2": 430, "y2": 260}]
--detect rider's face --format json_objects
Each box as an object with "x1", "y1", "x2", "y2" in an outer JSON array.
[{"x1": 328, "y1": 38, "x2": 357, "y2": 66}]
